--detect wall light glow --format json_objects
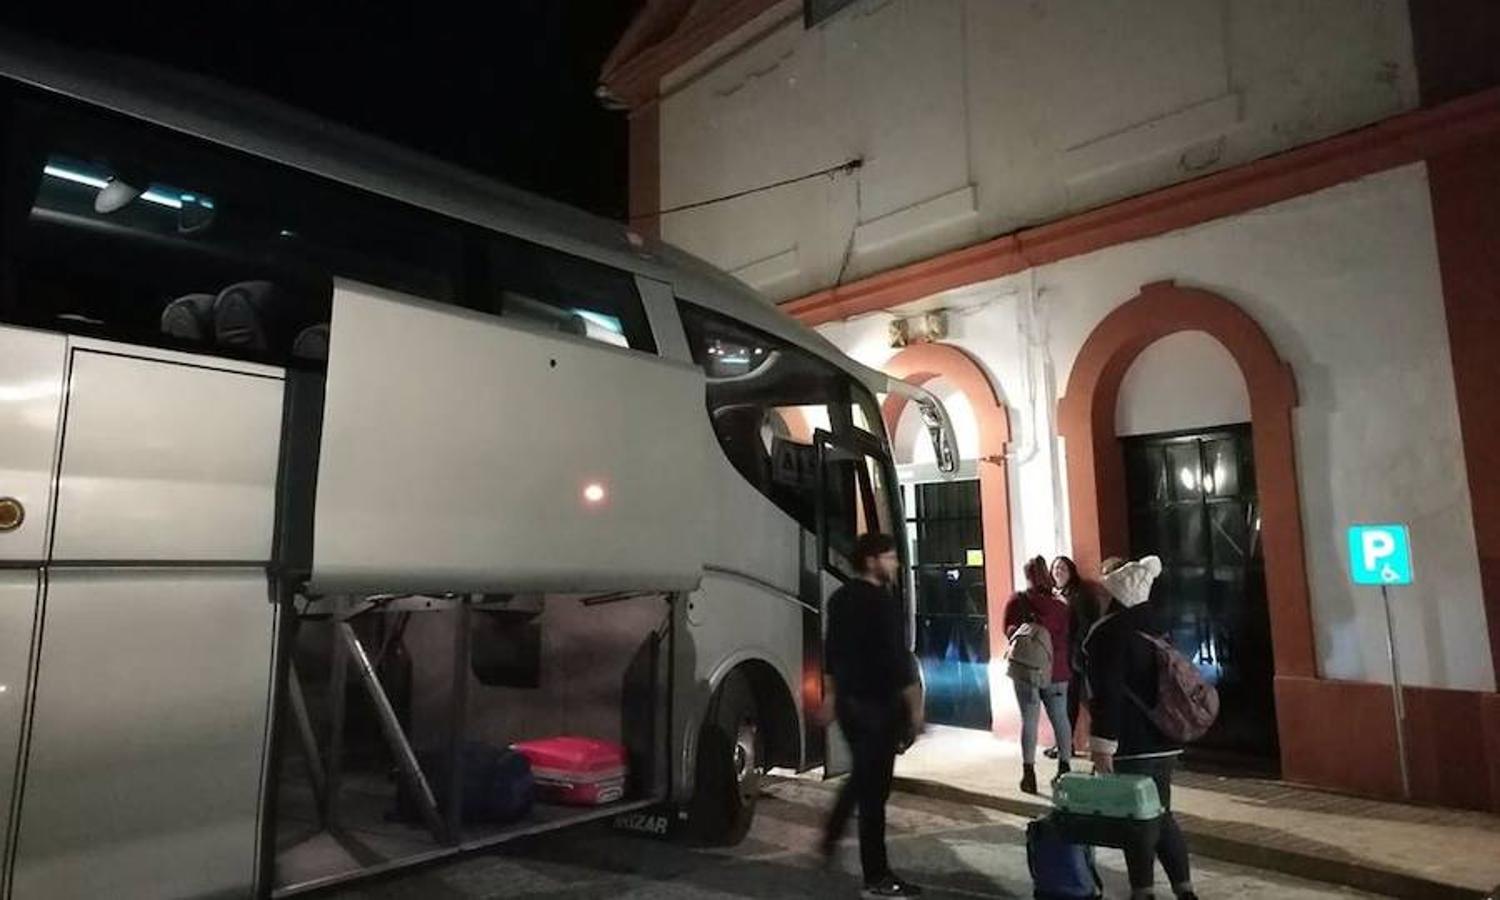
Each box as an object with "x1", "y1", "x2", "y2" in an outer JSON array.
[
  {"x1": 1177, "y1": 465, "x2": 1215, "y2": 494},
  {"x1": 583, "y1": 483, "x2": 607, "y2": 505}
]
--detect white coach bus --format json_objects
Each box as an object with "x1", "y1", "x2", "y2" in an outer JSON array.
[{"x1": 0, "y1": 34, "x2": 957, "y2": 900}]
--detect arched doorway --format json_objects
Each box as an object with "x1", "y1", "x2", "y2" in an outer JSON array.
[
  {"x1": 881, "y1": 343, "x2": 1017, "y2": 738},
  {"x1": 1058, "y1": 281, "x2": 1317, "y2": 772}
]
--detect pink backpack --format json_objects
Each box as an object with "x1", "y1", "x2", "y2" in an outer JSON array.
[{"x1": 1126, "y1": 632, "x2": 1219, "y2": 743}]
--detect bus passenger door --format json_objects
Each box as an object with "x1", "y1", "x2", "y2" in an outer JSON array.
[
  {"x1": 0, "y1": 326, "x2": 64, "y2": 872},
  {"x1": 11, "y1": 343, "x2": 282, "y2": 900},
  {"x1": 815, "y1": 429, "x2": 902, "y2": 779}
]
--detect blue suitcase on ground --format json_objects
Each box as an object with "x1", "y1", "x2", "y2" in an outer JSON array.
[{"x1": 1027, "y1": 815, "x2": 1102, "y2": 899}]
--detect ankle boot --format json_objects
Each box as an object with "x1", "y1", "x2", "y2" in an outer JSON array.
[
  {"x1": 1020, "y1": 764, "x2": 1038, "y2": 794},
  {"x1": 1056, "y1": 759, "x2": 1071, "y2": 782}
]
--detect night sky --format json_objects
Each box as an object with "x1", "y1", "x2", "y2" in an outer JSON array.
[{"x1": 0, "y1": 3, "x2": 641, "y2": 219}]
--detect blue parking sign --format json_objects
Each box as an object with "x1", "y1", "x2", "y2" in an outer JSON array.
[{"x1": 1347, "y1": 524, "x2": 1413, "y2": 586}]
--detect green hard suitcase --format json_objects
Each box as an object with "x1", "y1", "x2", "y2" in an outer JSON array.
[
  {"x1": 1053, "y1": 773, "x2": 1162, "y2": 820},
  {"x1": 1052, "y1": 774, "x2": 1163, "y2": 854}
]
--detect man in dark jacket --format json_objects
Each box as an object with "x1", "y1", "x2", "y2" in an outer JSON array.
[
  {"x1": 1086, "y1": 555, "x2": 1197, "y2": 900},
  {"x1": 819, "y1": 532, "x2": 924, "y2": 898}
]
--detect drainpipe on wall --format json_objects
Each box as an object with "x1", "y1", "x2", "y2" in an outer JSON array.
[
  {"x1": 1004, "y1": 269, "x2": 1044, "y2": 467},
  {"x1": 1000, "y1": 269, "x2": 1070, "y2": 557}
]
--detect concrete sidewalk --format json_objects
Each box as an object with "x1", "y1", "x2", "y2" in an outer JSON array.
[{"x1": 888, "y1": 725, "x2": 1500, "y2": 899}]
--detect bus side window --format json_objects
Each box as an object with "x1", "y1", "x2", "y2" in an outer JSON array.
[
  {"x1": 485, "y1": 234, "x2": 656, "y2": 353},
  {"x1": 677, "y1": 300, "x2": 851, "y2": 533},
  {"x1": 0, "y1": 84, "x2": 464, "y2": 365}
]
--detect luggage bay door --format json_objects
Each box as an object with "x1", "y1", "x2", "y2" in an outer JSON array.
[
  {"x1": 814, "y1": 428, "x2": 904, "y2": 779},
  {"x1": 309, "y1": 279, "x2": 709, "y2": 596}
]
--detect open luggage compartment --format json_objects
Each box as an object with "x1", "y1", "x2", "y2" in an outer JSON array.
[{"x1": 270, "y1": 590, "x2": 672, "y2": 895}]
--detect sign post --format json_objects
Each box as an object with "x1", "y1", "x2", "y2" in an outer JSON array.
[{"x1": 1347, "y1": 523, "x2": 1414, "y2": 800}]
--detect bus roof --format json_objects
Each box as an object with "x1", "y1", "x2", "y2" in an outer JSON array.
[{"x1": 0, "y1": 32, "x2": 886, "y2": 393}]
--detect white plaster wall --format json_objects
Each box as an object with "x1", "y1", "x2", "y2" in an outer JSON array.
[
  {"x1": 659, "y1": 0, "x2": 1417, "y2": 301},
  {"x1": 1116, "y1": 331, "x2": 1252, "y2": 436},
  {"x1": 820, "y1": 164, "x2": 1495, "y2": 693}
]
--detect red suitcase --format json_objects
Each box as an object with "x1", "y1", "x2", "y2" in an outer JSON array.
[{"x1": 511, "y1": 736, "x2": 629, "y2": 806}]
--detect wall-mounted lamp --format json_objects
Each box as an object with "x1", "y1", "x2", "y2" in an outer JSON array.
[{"x1": 887, "y1": 310, "x2": 949, "y2": 348}]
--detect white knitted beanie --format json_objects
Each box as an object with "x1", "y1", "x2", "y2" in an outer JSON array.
[{"x1": 1100, "y1": 555, "x2": 1163, "y2": 608}]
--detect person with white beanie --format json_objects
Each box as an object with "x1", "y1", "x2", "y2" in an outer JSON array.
[{"x1": 1084, "y1": 555, "x2": 1197, "y2": 900}]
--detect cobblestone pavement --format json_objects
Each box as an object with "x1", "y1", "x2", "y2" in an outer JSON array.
[{"x1": 327, "y1": 777, "x2": 1384, "y2": 899}]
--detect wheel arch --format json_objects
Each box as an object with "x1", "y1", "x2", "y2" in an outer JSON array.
[
  {"x1": 705, "y1": 652, "x2": 802, "y2": 771},
  {"x1": 730, "y1": 658, "x2": 800, "y2": 770}
]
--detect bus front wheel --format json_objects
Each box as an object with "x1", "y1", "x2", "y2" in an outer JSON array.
[{"x1": 689, "y1": 670, "x2": 761, "y2": 845}]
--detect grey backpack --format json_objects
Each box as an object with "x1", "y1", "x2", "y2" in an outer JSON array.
[{"x1": 1005, "y1": 596, "x2": 1054, "y2": 688}]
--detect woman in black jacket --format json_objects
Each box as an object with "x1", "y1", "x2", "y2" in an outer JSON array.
[
  {"x1": 1052, "y1": 556, "x2": 1105, "y2": 742},
  {"x1": 1085, "y1": 556, "x2": 1197, "y2": 900}
]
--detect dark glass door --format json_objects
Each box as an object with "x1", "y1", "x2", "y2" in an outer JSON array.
[
  {"x1": 1121, "y1": 425, "x2": 1279, "y2": 772},
  {"x1": 905, "y1": 479, "x2": 991, "y2": 731}
]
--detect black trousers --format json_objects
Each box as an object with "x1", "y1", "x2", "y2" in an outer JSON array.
[
  {"x1": 1067, "y1": 669, "x2": 1086, "y2": 735},
  {"x1": 1115, "y1": 756, "x2": 1192, "y2": 895},
  {"x1": 822, "y1": 695, "x2": 902, "y2": 883}
]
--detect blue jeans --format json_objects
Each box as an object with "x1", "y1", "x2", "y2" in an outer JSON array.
[{"x1": 1015, "y1": 680, "x2": 1072, "y2": 765}]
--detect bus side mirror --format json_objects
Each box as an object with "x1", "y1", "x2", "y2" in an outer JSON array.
[
  {"x1": 918, "y1": 401, "x2": 958, "y2": 476},
  {"x1": 881, "y1": 376, "x2": 960, "y2": 477}
]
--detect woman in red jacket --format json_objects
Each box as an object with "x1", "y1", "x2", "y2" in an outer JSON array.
[{"x1": 1003, "y1": 556, "x2": 1072, "y2": 794}]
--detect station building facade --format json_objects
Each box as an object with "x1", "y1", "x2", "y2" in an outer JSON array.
[{"x1": 602, "y1": 0, "x2": 1500, "y2": 809}]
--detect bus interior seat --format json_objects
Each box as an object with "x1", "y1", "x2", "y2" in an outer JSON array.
[
  {"x1": 159, "y1": 292, "x2": 218, "y2": 342},
  {"x1": 214, "y1": 279, "x2": 291, "y2": 351},
  {"x1": 292, "y1": 323, "x2": 330, "y2": 362}
]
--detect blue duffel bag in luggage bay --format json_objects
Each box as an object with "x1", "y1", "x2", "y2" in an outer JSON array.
[
  {"x1": 1026, "y1": 816, "x2": 1101, "y2": 900},
  {"x1": 394, "y1": 741, "x2": 536, "y2": 825}
]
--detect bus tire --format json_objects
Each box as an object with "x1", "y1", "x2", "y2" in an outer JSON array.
[{"x1": 688, "y1": 669, "x2": 761, "y2": 846}]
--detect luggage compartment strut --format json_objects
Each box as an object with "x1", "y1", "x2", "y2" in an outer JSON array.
[
  {"x1": 295, "y1": 595, "x2": 472, "y2": 848},
  {"x1": 337, "y1": 620, "x2": 452, "y2": 844}
]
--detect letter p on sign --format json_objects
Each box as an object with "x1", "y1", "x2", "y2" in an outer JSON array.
[
  {"x1": 1348, "y1": 524, "x2": 1413, "y2": 586},
  {"x1": 1362, "y1": 531, "x2": 1394, "y2": 571}
]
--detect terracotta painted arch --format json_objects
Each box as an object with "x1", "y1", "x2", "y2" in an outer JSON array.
[
  {"x1": 879, "y1": 343, "x2": 1017, "y2": 733},
  {"x1": 1057, "y1": 280, "x2": 1317, "y2": 679}
]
